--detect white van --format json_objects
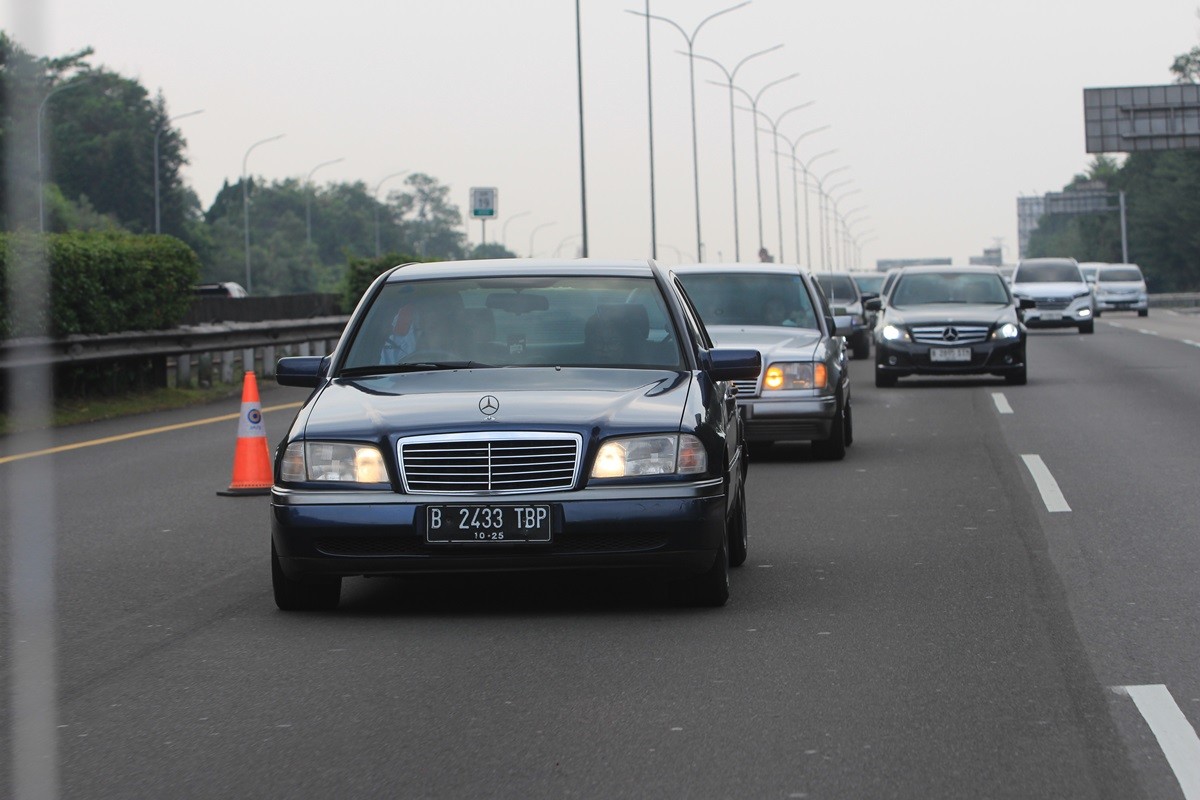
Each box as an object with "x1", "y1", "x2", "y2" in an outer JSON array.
[{"x1": 1094, "y1": 263, "x2": 1149, "y2": 317}]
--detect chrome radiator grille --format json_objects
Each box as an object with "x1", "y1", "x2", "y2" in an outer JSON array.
[
  {"x1": 732, "y1": 378, "x2": 760, "y2": 398},
  {"x1": 911, "y1": 325, "x2": 990, "y2": 345},
  {"x1": 399, "y1": 433, "x2": 581, "y2": 494}
]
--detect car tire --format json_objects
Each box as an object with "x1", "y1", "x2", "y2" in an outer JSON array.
[
  {"x1": 685, "y1": 528, "x2": 730, "y2": 607},
  {"x1": 727, "y1": 482, "x2": 748, "y2": 568},
  {"x1": 875, "y1": 368, "x2": 896, "y2": 388},
  {"x1": 843, "y1": 396, "x2": 854, "y2": 447},
  {"x1": 1005, "y1": 367, "x2": 1027, "y2": 386},
  {"x1": 272, "y1": 541, "x2": 341, "y2": 611},
  {"x1": 1079, "y1": 320, "x2": 1094, "y2": 334},
  {"x1": 811, "y1": 396, "x2": 847, "y2": 461},
  {"x1": 1138, "y1": 309, "x2": 1149, "y2": 317}
]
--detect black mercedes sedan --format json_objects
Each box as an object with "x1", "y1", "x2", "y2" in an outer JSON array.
[
  {"x1": 867, "y1": 266, "x2": 1032, "y2": 387},
  {"x1": 270, "y1": 259, "x2": 761, "y2": 610}
]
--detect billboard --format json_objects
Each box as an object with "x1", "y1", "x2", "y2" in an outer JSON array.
[{"x1": 1084, "y1": 84, "x2": 1200, "y2": 153}]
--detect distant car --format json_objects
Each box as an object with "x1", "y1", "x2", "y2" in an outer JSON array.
[
  {"x1": 1009, "y1": 257, "x2": 1096, "y2": 334},
  {"x1": 1094, "y1": 263, "x2": 1149, "y2": 317},
  {"x1": 812, "y1": 271, "x2": 871, "y2": 359},
  {"x1": 269, "y1": 258, "x2": 761, "y2": 610},
  {"x1": 193, "y1": 282, "x2": 248, "y2": 298},
  {"x1": 851, "y1": 272, "x2": 887, "y2": 329},
  {"x1": 1077, "y1": 262, "x2": 1103, "y2": 285},
  {"x1": 674, "y1": 263, "x2": 853, "y2": 460},
  {"x1": 869, "y1": 266, "x2": 1031, "y2": 387}
]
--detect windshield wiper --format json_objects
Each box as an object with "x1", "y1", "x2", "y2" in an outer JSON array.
[{"x1": 339, "y1": 361, "x2": 491, "y2": 378}]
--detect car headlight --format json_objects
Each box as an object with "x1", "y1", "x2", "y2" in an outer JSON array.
[
  {"x1": 764, "y1": 362, "x2": 828, "y2": 390},
  {"x1": 280, "y1": 441, "x2": 389, "y2": 484},
  {"x1": 590, "y1": 434, "x2": 706, "y2": 478},
  {"x1": 881, "y1": 324, "x2": 908, "y2": 342},
  {"x1": 1073, "y1": 288, "x2": 1092, "y2": 299},
  {"x1": 991, "y1": 323, "x2": 1020, "y2": 341}
]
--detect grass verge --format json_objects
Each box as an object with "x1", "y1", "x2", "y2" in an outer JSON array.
[{"x1": 0, "y1": 384, "x2": 243, "y2": 436}]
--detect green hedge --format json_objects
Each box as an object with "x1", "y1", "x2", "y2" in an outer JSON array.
[
  {"x1": 0, "y1": 232, "x2": 201, "y2": 338},
  {"x1": 342, "y1": 252, "x2": 433, "y2": 313}
]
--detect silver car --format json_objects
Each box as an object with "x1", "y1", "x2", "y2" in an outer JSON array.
[
  {"x1": 1094, "y1": 263, "x2": 1149, "y2": 317},
  {"x1": 1010, "y1": 257, "x2": 1097, "y2": 334},
  {"x1": 673, "y1": 263, "x2": 852, "y2": 460}
]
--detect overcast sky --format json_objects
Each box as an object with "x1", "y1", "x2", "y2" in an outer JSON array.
[{"x1": 12, "y1": 0, "x2": 1200, "y2": 267}]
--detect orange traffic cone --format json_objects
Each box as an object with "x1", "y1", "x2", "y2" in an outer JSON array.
[{"x1": 217, "y1": 371, "x2": 274, "y2": 496}]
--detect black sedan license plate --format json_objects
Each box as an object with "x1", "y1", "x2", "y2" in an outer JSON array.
[
  {"x1": 426, "y1": 504, "x2": 552, "y2": 544},
  {"x1": 929, "y1": 347, "x2": 971, "y2": 363}
]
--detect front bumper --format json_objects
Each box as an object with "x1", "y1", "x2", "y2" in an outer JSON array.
[
  {"x1": 875, "y1": 339, "x2": 1025, "y2": 377},
  {"x1": 1020, "y1": 300, "x2": 1094, "y2": 327},
  {"x1": 1096, "y1": 295, "x2": 1148, "y2": 311},
  {"x1": 272, "y1": 481, "x2": 725, "y2": 580},
  {"x1": 737, "y1": 394, "x2": 837, "y2": 442}
]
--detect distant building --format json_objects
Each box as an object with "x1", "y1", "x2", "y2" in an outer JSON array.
[
  {"x1": 969, "y1": 247, "x2": 1003, "y2": 267},
  {"x1": 1017, "y1": 196, "x2": 1045, "y2": 259}
]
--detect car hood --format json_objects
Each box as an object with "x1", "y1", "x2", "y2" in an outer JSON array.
[
  {"x1": 886, "y1": 304, "x2": 1014, "y2": 327},
  {"x1": 1011, "y1": 282, "x2": 1088, "y2": 298},
  {"x1": 299, "y1": 367, "x2": 690, "y2": 440},
  {"x1": 705, "y1": 325, "x2": 824, "y2": 361}
]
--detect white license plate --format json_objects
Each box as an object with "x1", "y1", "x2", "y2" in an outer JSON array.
[
  {"x1": 929, "y1": 347, "x2": 971, "y2": 363},
  {"x1": 426, "y1": 504, "x2": 552, "y2": 544},
  {"x1": 1039, "y1": 311, "x2": 1063, "y2": 321}
]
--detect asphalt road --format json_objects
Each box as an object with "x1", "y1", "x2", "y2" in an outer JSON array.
[{"x1": 2, "y1": 308, "x2": 1198, "y2": 799}]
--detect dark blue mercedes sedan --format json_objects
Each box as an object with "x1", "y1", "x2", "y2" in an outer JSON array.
[{"x1": 270, "y1": 259, "x2": 760, "y2": 610}]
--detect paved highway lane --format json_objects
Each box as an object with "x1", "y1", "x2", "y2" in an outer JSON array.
[{"x1": 2, "y1": 329, "x2": 1197, "y2": 797}]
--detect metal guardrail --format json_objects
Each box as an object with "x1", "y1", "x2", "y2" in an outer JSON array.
[
  {"x1": 0, "y1": 316, "x2": 350, "y2": 386},
  {"x1": 1150, "y1": 292, "x2": 1200, "y2": 308}
]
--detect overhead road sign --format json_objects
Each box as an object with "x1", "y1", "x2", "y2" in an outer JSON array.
[{"x1": 1085, "y1": 84, "x2": 1200, "y2": 153}]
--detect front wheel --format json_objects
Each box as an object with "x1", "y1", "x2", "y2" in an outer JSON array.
[
  {"x1": 1005, "y1": 367, "x2": 1027, "y2": 386},
  {"x1": 272, "y1": 541, "x2": 342, "y2": 611},
  {"x1": 811, "y1": 397, "x2": 847, "y2": 461},
  {"x1": 683, "y1": 530, "x2": 730, "y2": 607},
  {"x1": 1138, "y1": 309, "x2": 1149, "y2": 318},
  {"x1": 727, "y1": 482, "x2": 748, "y2": 568},
  {"x1": 875, "y1": 367, "x2": 897, "y2": 388},
  {"x1": 851, "y1": 333, "x2": 870, "y2": 360},
  {"x1": 1079, "y1": 320, "x2": 1094, "y2": 334}
]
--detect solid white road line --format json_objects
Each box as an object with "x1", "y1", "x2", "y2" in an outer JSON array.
[
  {"x1": 1118, "y1": 684, "x2": 1200, "y2": 799},
  {"x1": 1020, "y1": 454, "x2": 1071, "y2": 512},
  {"x1": 991, "y1": 392, "x2": 1014, "y2": 415}
]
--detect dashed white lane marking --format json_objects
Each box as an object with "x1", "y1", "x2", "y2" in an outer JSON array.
[
  {"x1": 1020, "y1": 454, "x2": 1071, "y2": 512},
  {"x1": 1138, "y1": 328, "x2": 1159, "y2": 336},
  {"x1": 1184, "y1": 340, "x2": 1200, "y2": 348},
  {"x1": 991, "y1": 392, "x2": 1014, "y2": 415},
  {"x1": 1116, "y1": 685, "x2": 1200, "y2": 799}
]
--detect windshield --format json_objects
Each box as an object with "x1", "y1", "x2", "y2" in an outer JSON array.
[
  {"x1": 813, "y1": 274, "x2": 859, "y2": 302},
  {"x1": 341, "y1": 275, "x2": 683, "y2": 371},
  {"x1": 1014, "y1": 262, "x2": 1083, "y2": 283},
  {"x1": 1099, "y1": 267, "x2": 1144, "y2": 282},
  {"x1": 852, "y1": 274, "x2": 886, "y2": 294},
  {"x1": 675, "y1": 271, "x2": 820, "y2": 329},
  {"x1": 890, "y1": 272, "x2": 1011, "y2": 306}
]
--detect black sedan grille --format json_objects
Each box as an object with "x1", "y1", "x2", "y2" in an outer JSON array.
[
  {"x1": 910, "y1": 325, "x2": 990, "y2": 345},
  {"x1": 399, "y1": 433, "x2": 581, "y2": 495}
]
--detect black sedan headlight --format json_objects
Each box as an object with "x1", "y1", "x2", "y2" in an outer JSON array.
[
  {"x1": 880, "y1": 324, "x2": 910, "y2": 342},
  {"x1": 990, "y1": 323, "x2": 1021, "y2": 341},
  {"x1": 280, "y1": 441, "x2": 390, "y2": 485},
  {"x1": 590, "y1": 434, "x2": 706, "y2": 478}
]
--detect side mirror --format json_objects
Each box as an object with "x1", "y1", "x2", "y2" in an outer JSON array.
[
  {"x1": 1018, "y1": 298, "x2": 1036, "y2": 309},
  {"x1": 864, "y1": 297, "x2": 882, "y2": 312},
  {"x1": 277, "y1": 355, "x2": 328, "y2": 388},
  {"x1": 706, "y1": 348, "x2": 762, "y2": 382}
]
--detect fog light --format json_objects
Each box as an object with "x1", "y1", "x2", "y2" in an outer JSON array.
[
  {"x1": 1004, "y1": 355, "x2": 1013, "y2": 364},
  {"x1": 1079, "y1": 308, "x2": 1092, "y2": 318},
  {"x1": 888, "y1": 356, "x2": 898, "y2": 366}
]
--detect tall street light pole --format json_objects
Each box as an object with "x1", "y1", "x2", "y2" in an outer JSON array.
[
  {"x1": 305, "y1": 157, "x2": 344, "y2": 247},
  {"x1": 501, "y1": 210, "x2": 531, "y2": 250},
  {"x1": 529, "y1": 222, "x2": 556, "y2": 258},
  {"x1": 630, "y1": 1, "x2": 750, "y2": 263},
  {"x1": 814, "y1": 166, "x2": 849, "y2": 269},
  {"x1": 575, "y1": 0, "x2": 589, "y2": 257},
  {"x1": 642, "y1": 0, "x2": 658, "y2": 260},
  {"x1": 749, "y1": 101, "x2": 813, "y2": 263},
  {"x1": 710, "y1": 73, "x2": 798, "y2": 256},
  {"x1": 36, "y1": 79, "x2": 92, "y2": 233},
  {"x1": 799, "y1": 149, "x2": 836, "y2": 267},
  {"x1": 827, "y1": 184, "x2": 859, "y2": 269},
  {"x1": 242, "y1": 134, "x2": 285, "y2": 294},
  {"x1": 774, "y1": 125, "x2": 829, "y2": 265},
  {"x1": 373, "y1": 170, "x2": 409, "y2": 258},
  {"x1": 154, "y1": 108, "x2": 203, "y2": 235},
  {"x1": 691, "y1": 44, "x2": 782, "y2": 262}
]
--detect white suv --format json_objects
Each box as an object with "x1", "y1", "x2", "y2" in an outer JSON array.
[{"x1": 1010, "y1": 258, "x2": 1096, "y2": 335}]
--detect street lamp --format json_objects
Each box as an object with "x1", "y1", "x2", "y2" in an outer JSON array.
[
  {"x1": 154, "y1": 108, "x2": 203, "y2": 235},
  {"x1": 814, "y1": 165, "x2": 849, "y2": 269},
  {"x1": 501, "y1": 210, "x2": 531, "y2": 250},
  {"x1": 629, "y1": 1, "x2": 750, "y2": 263},
  {"x1": 242, "y1": 134, "x2": 285, "y2": 294},
  {"x1": 554, "y1": 233, "x2": 582, "y2": 257},
  {"x1": 529, "y1": 221, "x2": 556, "y2": 257},
  {"x1": 828, "y1": 186, "x2": 860, "y2": 269},
  {"x1": 373, "y1": 170, "x2": 409, "y2": 258},
  {"x1": 749, "y1": 100, "x2": 814, "y2": 263},
  {"x1": 690, "y1": 43, "x2": 783, "y2": 261},
  {"x1": 708, "y1": 73, "x2": 798, "y2": 255},
  {"x1": 36, "y1": 78, "x2": 93, "y2": 233},
  {"x1": 773, "y1": 125, "x2": 829, "y2": 265},
  {"x1": 304, "y1": 157, "x2": 344, "y2": 247}
]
